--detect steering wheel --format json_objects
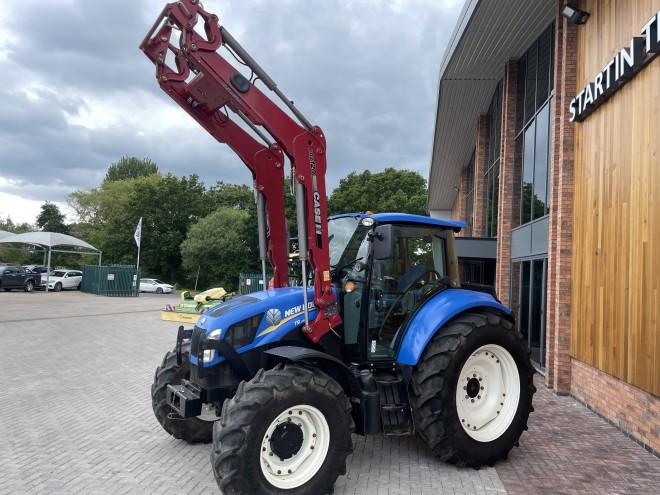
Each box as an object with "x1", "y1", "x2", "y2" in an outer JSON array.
[{"x1": 377, "y1": 268, "x2": 441, "y2": 342}]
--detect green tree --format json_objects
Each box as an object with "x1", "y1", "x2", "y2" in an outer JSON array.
[
  {"x1": 36, "y1": 202, "x2": 69, "y2": 234},
  {"x1": 104, "y1": 156, "x2": 159, "y2": 183},
  {"x1": 208, "y1": 182, "x2": 255, "y2": 211},
  {"x1": 100, "y1": 173, "x2": 210, "y2": 283},
  {"x1": 181, "y1": 208, "x2": 253, "y2": 291},
  {"x1": 67, "y1": 179, "x2": 138, "y2": 237},
  {"x1": 0, "y1": 216, "x2": 34, "y2": 233},
  {"x1": 327, "y1": 168, "x2": 427, "y2": 216}
]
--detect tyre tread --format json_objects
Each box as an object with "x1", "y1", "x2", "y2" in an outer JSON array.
[{"x1": 409, "y1": 312, "x2": 535, "y2": 468}]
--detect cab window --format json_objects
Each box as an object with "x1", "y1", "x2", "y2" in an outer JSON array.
[{"x1": 367, "y1": 225, "x2": 447, "y2": 360}]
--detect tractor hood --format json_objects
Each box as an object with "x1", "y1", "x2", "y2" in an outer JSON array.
[{"x1": 193, "y1": 287, "x2": 321, "y2": 359}]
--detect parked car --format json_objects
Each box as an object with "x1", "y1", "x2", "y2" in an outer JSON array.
[
  {"x1": 24, "y1": 265, "x2": 49, "y2": 288},
  {"x1": 24, "y1": 265, "x2": 49, "y2": 274},
  {"x1": 139, "y1": 278, "x2": 174, "y2": 294},
  {"x1": 46, "y1": 270, "x2": 83, "y2": 292},
  {"x1": 0, "y1": 265, "x2": 41, "y2": 292}
]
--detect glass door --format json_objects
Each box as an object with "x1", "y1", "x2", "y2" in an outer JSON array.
[{"x1": 510, "y1": 258, "x2": 547, "y2": 369}]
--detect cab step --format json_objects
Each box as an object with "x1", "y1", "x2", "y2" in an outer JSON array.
[{"x1": 374, "y1": 374, "x2": 414, "y2": 436}]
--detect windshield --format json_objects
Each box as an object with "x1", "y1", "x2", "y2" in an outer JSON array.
[{"x1": 328, "y1": 216, "x2": 371, "y2": 268}]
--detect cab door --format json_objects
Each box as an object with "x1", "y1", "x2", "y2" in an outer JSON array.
[{"x1": 365, "y1": 224, "x2": 449, "y2": 360}]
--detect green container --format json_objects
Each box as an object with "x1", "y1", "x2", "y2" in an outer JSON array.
[
  {"x1": 238, "y1": 273, "x2": 299, "y2": 295},
  {"x1": 82, "y1": 265, "x2": 140, "y2": 297}
]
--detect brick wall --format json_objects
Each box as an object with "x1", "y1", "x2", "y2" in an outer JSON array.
[
  {"x1": 472, "y1": 115, "x2": 489, "y2": 237},
  {"x1": 546, "y1": 1, "x2": 577, "y2": 394},
  {"x1": 571, "y1": 359, "x2": 659, "y2": 455},
  {"x1": 452, "y1": 168, "x2": 469, "y2": 235},
  {"x1": 495, "y1": 60, "x2": 519, "y2": 302}
]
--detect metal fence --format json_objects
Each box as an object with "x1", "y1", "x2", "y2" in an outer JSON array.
[
  {"x1": 82, "y1": 265, "x2": 140, "y2": 297},
  {"x1": 238, "y1": 273, "x2": 299, "y2": 295}
]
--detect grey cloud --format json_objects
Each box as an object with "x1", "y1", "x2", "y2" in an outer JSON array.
[{"x1": 0, "y1": 0, "x2": 462, "y2": 211}]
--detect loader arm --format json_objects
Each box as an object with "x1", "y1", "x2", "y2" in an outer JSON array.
[{"x1": 140, "y1": 0, "x2": 340, "y2": 343}]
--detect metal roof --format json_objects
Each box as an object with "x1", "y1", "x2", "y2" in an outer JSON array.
[{"x1": 428, "y1": 0, "x2": 555, "y2": 212}]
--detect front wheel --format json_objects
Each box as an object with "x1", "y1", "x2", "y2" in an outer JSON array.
[
  {"x1": 156, "y1": 287, "x2": 163, "y2": 294},
  {"x1": 211, "y1": 365, "x2": 354, "y2": 495},
  {"x1": 53, "y1": 282, "x2": 62, "y2": 292},
  {"x1": 409, "y1": 312, "x2": 535, "y2": 468},
  {"x1": 151, "y1": 343, "x2": 215, "y2": 443}
]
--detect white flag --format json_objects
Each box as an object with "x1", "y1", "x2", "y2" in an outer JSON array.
[{"x1": 134, "y1": 217, "x2": 142, "y2": 247}]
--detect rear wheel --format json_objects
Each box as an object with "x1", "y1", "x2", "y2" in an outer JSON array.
[
  {"x1": 24, "y1": 281, "x2": 34, "y2": 292},
  {"x1": 151, "y1": 343, "x2": 215, "y2": 443},
  {"x1": 409, "y1": 312, "x2": 535, "y2": 468},
  {"x1": 211, "y1": 365, "x2": 354, "y2": 495}
]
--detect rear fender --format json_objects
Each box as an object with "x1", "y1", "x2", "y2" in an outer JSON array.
[{"x1": 396, "y1": 289, "x2": 513, "y2": 366}]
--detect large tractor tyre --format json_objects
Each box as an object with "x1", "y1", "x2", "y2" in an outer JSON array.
[
  {"x1": 24, "y1": 280, "x2": 35, "y2": 292},
  {"x1": 211, "y1": 364, "x2": 355, "y2": 495},
  {"x1": 409, "y1": 312, "x2": 535, "y2": 468},
  {"x1": 151, "y1": 343, "x2": 215, "y2": 443}
]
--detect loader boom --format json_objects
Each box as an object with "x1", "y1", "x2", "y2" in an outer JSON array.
[{"x1": 140, "y1": 0, "x2": 340, "y2": 343}]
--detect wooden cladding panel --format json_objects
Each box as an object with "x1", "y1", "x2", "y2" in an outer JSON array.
[{"x1": 571, "y1": 0, "x2": 660, "y2": 396}]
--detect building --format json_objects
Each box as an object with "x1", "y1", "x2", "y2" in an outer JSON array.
[{"x1": 428, "y1": 0, "x2": 659, "y2": 455}]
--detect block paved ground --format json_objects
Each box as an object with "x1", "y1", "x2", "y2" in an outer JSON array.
[{"x1": 0, "y1": 291, "x2": 657, "y2": 494}]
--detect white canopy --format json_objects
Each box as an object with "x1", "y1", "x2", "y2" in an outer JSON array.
[
  {"x1": 0, "y1": 231, "x2": 98, "y2": 251},
  {"x1": 0, "y1": 231, "x2": 101, "y2": 292},
  {"x1": 0, "y1": 230, "x2": 15, "y2": 240}
]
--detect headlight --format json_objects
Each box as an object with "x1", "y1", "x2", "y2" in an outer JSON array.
[{"x1": 203, "y1": 328, "x2": 223, "y2": 362}]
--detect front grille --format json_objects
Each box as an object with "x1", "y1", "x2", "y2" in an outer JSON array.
[{"x1": 190, "y1": 325, "x2": 205, "y2": 357}]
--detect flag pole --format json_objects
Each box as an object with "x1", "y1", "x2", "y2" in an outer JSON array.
[{"x1": 134, "y1": 217, "x2": 142, "y2": 294}]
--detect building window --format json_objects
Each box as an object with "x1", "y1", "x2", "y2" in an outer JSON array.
[
  {"x1": 517, "y1": 24, "x2": 554, "y2": 226},
  {"x1": 465, "y1": 152, "x2": 475, "y2": 236},
  {"x1": 520, "y1": 25, "x2": 554, "y2": 130},
  {"x1": 485, "y1": 81, "x2": 502, "y2": 237}
]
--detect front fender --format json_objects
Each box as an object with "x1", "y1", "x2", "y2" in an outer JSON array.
[{"x1": 396, "y1": 289, "x2": 513, "y2": 366}]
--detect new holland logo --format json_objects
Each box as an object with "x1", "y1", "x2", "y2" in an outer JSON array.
[{"x1": 266, "y1": 308, "x2": 282, "y2": 326}]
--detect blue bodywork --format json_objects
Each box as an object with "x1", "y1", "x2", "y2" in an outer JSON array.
[
  {"x1": 191, "y1": 287, "x2": 318, "y2": 367},
  {"x1": 396, "y1": 289, "x2": 512, "y2": 365},
  {"x1": 191, "y1": 213, "x2": 503, "y2": 369},
  {"x1": 191, "y1": 287, "x2": 510, "y2": 368},
  {"x1": 330, "y1": 212, "x2": 466, "y2": 230}
]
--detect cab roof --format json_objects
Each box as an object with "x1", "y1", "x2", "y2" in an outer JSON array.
[{"x1": 329, "y1": 212, "x2": 465, "y2": 230}]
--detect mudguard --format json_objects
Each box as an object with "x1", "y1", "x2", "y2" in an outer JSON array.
[{"x1": 396, "y1": 289, "x2": 513, "y2": 366}]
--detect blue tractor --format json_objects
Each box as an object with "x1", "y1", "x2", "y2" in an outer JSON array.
[{"x1": 142, "y1": 3, "x2": 535, "y2": 494}]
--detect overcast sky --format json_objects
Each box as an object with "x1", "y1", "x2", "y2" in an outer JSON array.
[{"x1": 0, "y1": 0, "x2": 463, "y2": 226}]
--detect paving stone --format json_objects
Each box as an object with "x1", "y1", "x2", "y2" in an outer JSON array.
[{"x1": 0, "y1": 292, "x2": 657, "y2": 494}]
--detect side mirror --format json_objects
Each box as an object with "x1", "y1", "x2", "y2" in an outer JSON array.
[{"x1": 372, "y1": 224, "x2": 393, "y2": 260}]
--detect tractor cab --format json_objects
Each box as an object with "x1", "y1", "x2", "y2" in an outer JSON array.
[{"x1": 328, "y1": 213, "x2": 463, "y2": 363}]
